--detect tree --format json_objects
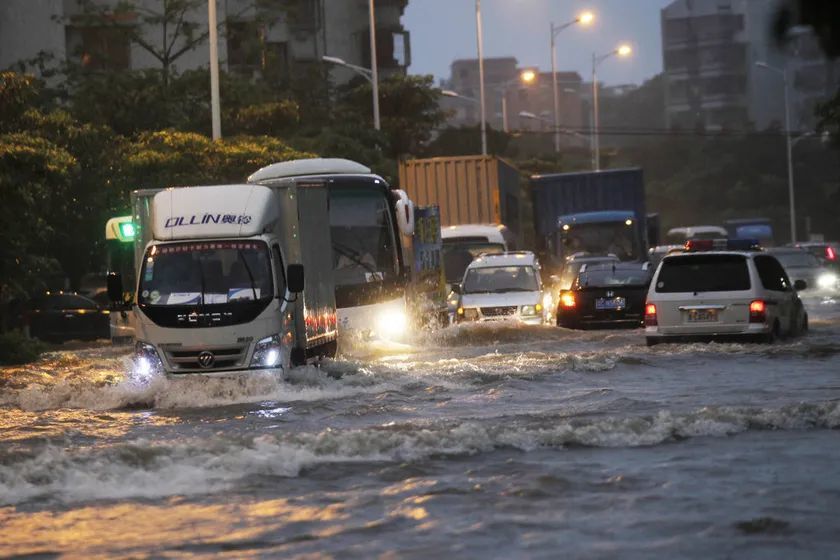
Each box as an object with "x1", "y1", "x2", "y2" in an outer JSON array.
[
  {"x1": 774, "y1": 0, "x2": 840, "y2": 58},
  {"x1": 336, "y1": 74, "x2": 447, "y2": 160}
]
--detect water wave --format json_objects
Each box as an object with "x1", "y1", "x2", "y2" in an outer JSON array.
[{"x1": 2, "y1": 401, "x2": 837, "y2": 506}]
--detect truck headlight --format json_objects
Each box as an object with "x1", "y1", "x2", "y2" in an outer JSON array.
[
  {"x1": 250, "y1": 334, "x2": 284, "y2": 368},
  {"x1": 134, "y1": 341, "x2": 163, "y2": 377},
  {"x1": 520, "y1": 304, "x2": 543, "y2": 316},
  {"x1": 817, "y1": 273, "x2": 838, "y2": 290},
  {"x1": 376, "y1": 308, "x2": 408, "y2": 340},
  {"x1": 463, "y1": 308, "x2": 479, "y2": 321}
]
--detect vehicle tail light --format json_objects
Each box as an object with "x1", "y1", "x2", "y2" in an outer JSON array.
[
  {"x1": 644, "y1": 303, "x2": 657, "y2": 326},
  {"x1": 559, "y1": 292, "x2": 576, "y2": 308},
  {"x1": 749, "y1": 300, "x2": 767, "y2": 323},
  {"x1": 827, "y1": 246, "x2": 836, "y2": 261},
  {"x1": 685, "y1": 239, "x2": 714, "y2": 252}
]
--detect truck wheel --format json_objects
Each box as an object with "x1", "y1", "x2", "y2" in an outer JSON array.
[{"x1": 290, "y1": 347, "x2": 306, "y2": 366}]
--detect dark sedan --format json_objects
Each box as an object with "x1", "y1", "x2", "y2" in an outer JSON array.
[
  {"x1": 556, "y1": 263, "x2": 652, "y2": 329},
  {"x1": 23, "y1": 293, "x2": 110, "y2": 344}
]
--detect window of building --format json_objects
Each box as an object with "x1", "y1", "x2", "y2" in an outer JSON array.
[
  {"x1": 65, "y1": 25, "x2": 130, "y2": 70},
  {"x1": 361, "y1": 28, "x2": 411, "y2": 70},
  {"x1": 227, "y1": 21, "x2": 261, "y2": 71}
]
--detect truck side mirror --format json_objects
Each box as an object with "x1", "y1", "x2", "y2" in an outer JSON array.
[
  {"x1": 107, "y1": 273, "x2": 124, "y2": 304},
  {"x1": 287, "y1": 264, "x2": 305, "y2": 293}
]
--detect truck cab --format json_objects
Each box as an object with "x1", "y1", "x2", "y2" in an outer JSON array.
[
  {"x1": 555, "y1": 210, "x2": 644, "y2": 263},
  {"x1": 111, "y1": 183, "x2": 336, "y2": 377}
]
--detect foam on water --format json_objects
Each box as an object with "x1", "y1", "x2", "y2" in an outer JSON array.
[{"x1": 2, "y1": 401, "x2": 838, "y2": 506}]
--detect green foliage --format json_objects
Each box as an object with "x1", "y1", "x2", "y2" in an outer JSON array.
[
  {"x1": 423, "y1": 125, "x2": 513, "y2": 158},
  {"x1": 336, "y1": 74, "x2": 447, "y2": 159},
  {"x1": 0, "y1": 72, "x2": 40, "y2": 131},
  {"x1": 0, "y1": 330, "x2": 47, "y2": 365}
]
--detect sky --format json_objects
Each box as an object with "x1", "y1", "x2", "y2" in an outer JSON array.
[{"x1": 403, "y1": 0, "x2": 674, "y2": 86}]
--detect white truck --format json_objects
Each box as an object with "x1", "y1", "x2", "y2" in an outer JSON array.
[
  {"x1": 107, "y1": 181, "x2": 337, "y2": 376},
  {"x1": 247, "y1": 159, "x2": 416, "y2": 342}
]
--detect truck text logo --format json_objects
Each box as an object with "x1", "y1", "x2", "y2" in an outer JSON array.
[{"x1": 165, "y1": 214, "x2": 252, "y2": 227}]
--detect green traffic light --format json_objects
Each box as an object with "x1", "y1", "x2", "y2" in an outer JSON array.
[{"x1": 119, "y1": 222, "x2": 136, "y2": 241}]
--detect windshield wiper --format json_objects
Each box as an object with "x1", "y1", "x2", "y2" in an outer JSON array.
[
  {"x1": 334, "y1": 242, "x2": 378, "y2": 274},
  {"x1": 237, "y1": 249, "x2": 259, "y2": 301}
]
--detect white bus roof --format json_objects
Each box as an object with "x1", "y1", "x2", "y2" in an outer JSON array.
[
  {"x1": 247, "y1": 158, "x2": 372, "y2": 183},
  {"x1": 468, "y1": 251, "x2": 538, "y2": 269}
]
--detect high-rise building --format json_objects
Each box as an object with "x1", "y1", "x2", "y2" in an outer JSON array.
[
  {"x1": 661, "y1": 0, "x2": 839, "y2": 131},
  {"x1": 0, "y1": 0, "x2": 410, "y2": 85}
]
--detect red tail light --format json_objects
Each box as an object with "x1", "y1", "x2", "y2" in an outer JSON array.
[
  {"x1": 749, "y1": 300, "x2": 767, "y2": 323},
  {"x1": 827, "y1": 246, "x2": 836, "y2": 261},
  {"x1": 560, "y1": 292, "x2": 576, "y2": 308},
  {"x1": 645, "y1": 303, "x2": 657, "y2": 326},
  {"x1": 685, "y1": 239, "x2": 714, "y2": 252}
]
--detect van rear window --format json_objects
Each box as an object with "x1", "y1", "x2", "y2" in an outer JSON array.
[{"x1": 655, "y1": 255, "x2": 750, "y2": 293}]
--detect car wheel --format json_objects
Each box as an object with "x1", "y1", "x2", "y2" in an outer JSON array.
[{"x1": 760, "y1": 321, "x2": 780, "y2": 344}]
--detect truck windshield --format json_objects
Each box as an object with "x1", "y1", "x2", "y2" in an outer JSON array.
[
  {"x1": 463, "y1": 266, "x2": 539, "y2": 294},
  {"x1": 138, "y1": 240, "x2": 273, "y2": 306},
  {"x1": 330, "y1": 187, "x2": 398, "y2": 287},
  {"x1": 560, "y1": 222, "x2": 638, "y2": 261},
  {"x1": 442, "y1": 241, "x2": 505, "y2": 284}
]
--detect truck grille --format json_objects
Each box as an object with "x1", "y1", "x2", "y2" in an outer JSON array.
[
  {"x1": 481, "y1": 306, "x2": 517, "y2": 317},
  {"x1": 162, "y1": 343, "x2": 249, "y2": 371}
]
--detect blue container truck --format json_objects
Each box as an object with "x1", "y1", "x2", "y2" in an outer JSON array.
[{"x1": 530, "y1": 168, "x2": 648, "y2": 266}]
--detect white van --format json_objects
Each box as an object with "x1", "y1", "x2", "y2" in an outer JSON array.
[{"x1": 644, "y1": 242, "x2": 808, "y2": 345}]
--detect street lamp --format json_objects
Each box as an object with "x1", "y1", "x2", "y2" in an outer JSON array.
[
  {"x1": 476, "y1": 0, "x2": 487, "y2": 155},
  {"x1": 323, "y1": 55, "x2": 381, "y2": 130},
  {"x1": 550, "y1": 10, "x2": 594, "y2": 153},
  {"x1": 755, "y1": 60, "x2": 796, "y2": 242},
  {"x1": 502, "y1": 69, "x2": 537, "y2": 133},
  {"x1": 519, "y1": 111, "x2": 589, "y2": 141},
  {"x1": 591, "y1": 43, "x2": 632, "y2": 171}
]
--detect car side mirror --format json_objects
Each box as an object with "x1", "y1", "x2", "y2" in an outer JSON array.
[
  {"x1": 451, "y1": 283, "x2": 462, "y2": 295},
  {"x1": 287, "y1": 264, "x2": 305, "y2": 294},
  {"x1": 107, "y1": 273, "x2": 124, "y2": 304},
  {"x1": 794, "y1": 279, "x2": 807, "y2": 291}
]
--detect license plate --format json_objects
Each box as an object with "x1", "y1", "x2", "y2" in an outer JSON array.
[
  {"x1": 595, "y1": 297, "x2": 626, "y2": 310},
  {"x1": 687, "y1": 309, "x2": 718, "y2": 322}
]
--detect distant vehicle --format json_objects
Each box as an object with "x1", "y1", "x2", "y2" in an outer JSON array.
[
  {"x1": 766, "y1": 247, "x2": 838, "y2": 292},
  {"x1": 724, "y1": 218, "x2": 775, "y2": 246},
  {"x1": 441, "y1": 224, "x2": 513, "y2": 290},
  {"x1": 531, "y1": 168, "x2": 650, "y2": 264},
  {"x1": 23, "y1": 292, "x2": 110, "y2": 344},
  {"x1": 454, "y1": 252, "x2": 546, "y2": 325},
  {"x1": 556, "y1": 254, "x2": 621, "y2": 291},
  {"x1": 648, "y1": 245, "x2": 685, "y2": 268},
  {"x1": 644, "y1": 240, "x2": 808, "y2": 345},
  {"x1": 665, "y1": 226, "x2": 728, "y2": 245},
  {"x1": 793, "y1": 242, "x2": 839, "y2": 268},
  {"x1": 556, "y1": 262, "x2": 652, "y2": 329}
]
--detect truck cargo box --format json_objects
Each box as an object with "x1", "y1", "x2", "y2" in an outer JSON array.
[{"x1": 398, "y1": 156, "x2": 524, "y2": 244}]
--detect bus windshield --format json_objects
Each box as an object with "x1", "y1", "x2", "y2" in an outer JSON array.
[
  {"x1": 138, "y1": 240, "x2": 273, "y2": 306},
  {"x1": 560, "y1": 222, "x2": 638, "y2": 261},
  {"x1": 330, "y1": 187, "x2": 399, "y2": 288}
]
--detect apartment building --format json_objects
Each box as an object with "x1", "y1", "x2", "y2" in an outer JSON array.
[
  {"x1": 0, "y1": 0, "x2": 410, "y2": 85},
  {"x1": 661, "y1": 0, "x2": 838, "y2": 131}
]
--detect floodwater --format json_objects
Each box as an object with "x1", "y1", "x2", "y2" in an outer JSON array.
[{"x1": 2, "y1": 296, "x2": 840, "y2": 558}]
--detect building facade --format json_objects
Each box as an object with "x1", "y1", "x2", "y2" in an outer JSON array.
[
  {"x1": 661, "y1": 0, "x2": 839, "y2": 131},
  {"x1": 0, "y1": 0, "x2": 410, "y2": 85},
  {"x1": 440, "y1": 57, "x2": 585, "y2": 146}
]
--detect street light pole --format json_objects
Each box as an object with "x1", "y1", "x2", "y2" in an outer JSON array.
[
  {"x1": 208, "y1": 0, "x2": 221, "y2": 140},
  {"x1": 551, "y1": 12, "x2": 593, "y2": 153},
  {"x1": 756, "y1": 61, "x2": 796, "y2": 243},
  {"x1": 476, "y1": 0, "x2": 487, "y2": 155},
  {"x1": 368, "y1": 0, "x2": 381, "y2": 131},
  {"x1": 591, "y1": 45, "x2": 632, "y2": 171},
  {"x1": 322, "y1": 56, "x2": 380, "y2": 130}
]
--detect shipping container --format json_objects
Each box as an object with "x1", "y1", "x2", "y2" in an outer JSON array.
[{"x1": 398, "y1": 156, "x2": 525, "y2": 245}]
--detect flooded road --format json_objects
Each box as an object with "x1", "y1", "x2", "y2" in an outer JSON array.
[{"x1": 2, "y1": 297, "x2": 840, "y2": 558}]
